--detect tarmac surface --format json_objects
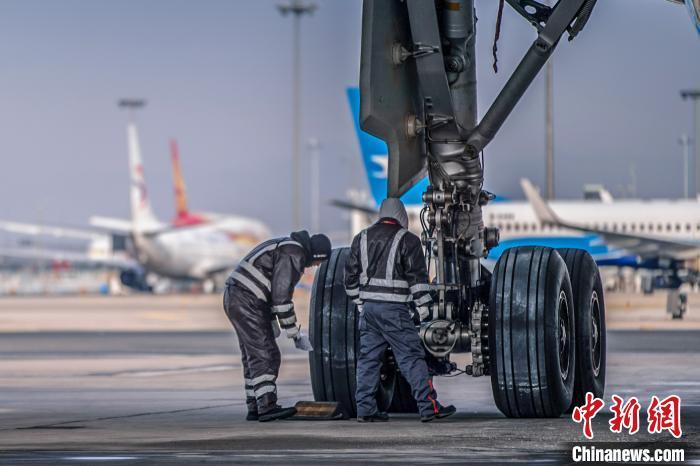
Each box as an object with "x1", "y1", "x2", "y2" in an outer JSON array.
[{"x1": 0, "y1": 294, "x2": 699, "y2": 464}]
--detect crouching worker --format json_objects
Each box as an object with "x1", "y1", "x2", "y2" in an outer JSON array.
[
  {"x1": 223, "y1": 231, "x2": 331, "y2": 422},
  {"x1": 345, "y1": 198, "x2": 456, "y2": 423}
]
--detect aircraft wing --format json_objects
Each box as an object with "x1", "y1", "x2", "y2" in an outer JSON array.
[
  {"x1": 0, "y1": 247, "x2": 138, "y2": 269},
  {"x1": 330, "y1": 199, "x2": 378, "y2": 215},
  {"x1": 520, "y1": 179, "x2": 700, "y2": 261},
  {"x1": 0, "y1": 220, "x2": 104, "y2": 241},
  {"x1": 89, "y1": 216, "x2": 134, "y2": 234}
]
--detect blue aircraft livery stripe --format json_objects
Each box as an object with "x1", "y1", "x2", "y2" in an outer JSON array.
[
  {"x1": 489, "y1": 234, "x2": 640, "y2": 267},
  {"x1": 346, "y1": 87, "x2": 428, "y2": 207}
]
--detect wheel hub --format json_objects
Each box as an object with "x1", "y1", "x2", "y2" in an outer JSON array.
[
  {"x1": 590, "y1": 291, "x2": 602, "y2": 377},
  {"x1": 558, "y1": 291, "x2": 570, "y2": 380}
]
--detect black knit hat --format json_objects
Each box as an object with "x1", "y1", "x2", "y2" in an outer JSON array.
[{"x1": 309, "y1": 234, "x2": 331, "y2": 262}]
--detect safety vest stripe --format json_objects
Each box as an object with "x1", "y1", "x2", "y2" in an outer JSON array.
[
  {"x1": 277, "y1": 240, "x2": 303, "y2": 249},
  {"x1": 272, "y1": 303, "x2": 294, "y2": 314},
  {"x1": 246, "y1": 237, "x2": 301, "y2": 264},
  {"x1": 231, "y1": 272, "x2": 267, "y2": 301},
  {"x1": 369, "y1": 278, "x2": 408, "y2": 288},
  {"x1": 248, "y1": 238, "x2": 282, "y2": 263},
  {"x1": 254, "y1": 384, "x2": 277, "y2": 398},
  {"x1": 414, "y1": 293, "x2": 432, "y2": 306},
  {"x1": 386, "y1": 228, "x2": 407, "y2": 281},
  {"x1": 345, "y1": 287, "x2": 360, "y2": 297},
  {"x1": 239, "y1": 261, "x2": 271, "y2": 291},
  {"x1": 360, "y1": 230, "x2": 368, "y2": 285},
  {"x1": 410, "y1": 283, "x2": 431, "y2": 294},
  {"x1": 245, "y1": 389, "x2": 255, "y2": 397},
  {"x1": 250, "y1": 374, "x2": 276, "y2": 386},
  {"x1": 274, "y1": 309, "x2": 295, "y2": 320},
  {"x1": 359, "y1": 291, "x2": 412, "y2": 302},
  {"x1": 278, "y1": 315, "x2": 297, "y2": 326}
]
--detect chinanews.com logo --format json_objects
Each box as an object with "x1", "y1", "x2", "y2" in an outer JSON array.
[{"x1": 569, "y1": 392, "x2": 688, "y2": 463}]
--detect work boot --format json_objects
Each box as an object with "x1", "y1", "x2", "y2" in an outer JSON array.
[
  {"x1": 258, "y1": 405, "x2": 297, "y2": 422},
  {"x1": 357, "y1": 412, "x2": 389, "y2": 423},
  {"x1": 420, "y1": 403, "x2": 456, "y2": 423},
  {"x1": 246, "y1": 397, "x2": 258, "y2": 421}
]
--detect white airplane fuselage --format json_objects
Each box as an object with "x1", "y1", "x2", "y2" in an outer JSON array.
[
  {"x1": 96, "y1": 121, "x2": 271, "y2": 286},
  {"x1": 397, "y1": 198, "x2": 700, "y2": 265},
  {"x1": 133, "y1": 217, "x2": 268, "y2": 280}
]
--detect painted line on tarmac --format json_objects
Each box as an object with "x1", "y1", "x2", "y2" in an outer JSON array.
[
  {"x1": 5, "y1": 402, "x2": 245, "y2": 432},
  {"x1": 90, "y1": 364, "x2": 238, "y2": 377}
]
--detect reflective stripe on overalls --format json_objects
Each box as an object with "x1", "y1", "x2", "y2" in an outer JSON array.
[{"x1": 359, "y1": 228, "x2": 410, "y2": 302}]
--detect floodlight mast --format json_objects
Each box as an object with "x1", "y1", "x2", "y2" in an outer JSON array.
[
  {"x1": 118, "y1": 98, "x2": 147, "y2": 122},
  {"x1": 681, "y1": 90, "x2": 700, "y2": 197},
  {"x1": 359, "y1": 0, "x2": 598, "y2": 338}
]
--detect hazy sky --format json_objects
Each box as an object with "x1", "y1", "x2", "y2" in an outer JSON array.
[{"x1": 0, "y1": 0, "x2": 698, "y2": 236}]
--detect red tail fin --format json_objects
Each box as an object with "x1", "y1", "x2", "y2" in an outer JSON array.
[
  {"x1": 171, "y1": 139, "x2": 189, "y2": 218},
  {"x1": 170, "y1": 139, "x2": 204, "y2": 227}
]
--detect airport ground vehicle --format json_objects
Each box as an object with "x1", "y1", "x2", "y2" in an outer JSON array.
[{"x1": 309, "y1": 0, "x2": 607, "y2": 418}]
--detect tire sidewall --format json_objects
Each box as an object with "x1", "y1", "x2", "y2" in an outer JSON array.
[
  {"x1": 544, "y1": 252, "x2": 576, "y2": 415},
  {"x1": 572, "y1": 253, "x2": 607, "y2": 403}
]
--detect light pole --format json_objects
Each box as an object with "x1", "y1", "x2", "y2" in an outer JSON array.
[
  {"x1": 545, "y1": 60, "x2": 554, "y2": 200},
  {"x1": 308, "y1": 138, "x2": 320, "y2": 232},
  {"x1": 118, "y1": 98, "x2": 146, "y2": 119},
  {"x1": 278, "y1": 1, "x2": 317, "y2": 230},
  {"x1": 680, "y1": 134, "x2": 691, "y2": 199},
  {"x1": 681, "y1": 90, "x2": 700, "y2": 197}
]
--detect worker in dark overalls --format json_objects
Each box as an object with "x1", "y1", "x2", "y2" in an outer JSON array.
[
  {"x1": 224, "y1": 231, "x2": 331, "y2": 422},
  {"x1": 345, "y1": 198, "x2": 456, "y2": 422}
]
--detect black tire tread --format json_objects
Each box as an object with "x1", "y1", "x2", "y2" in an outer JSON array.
[
  {"x1": 310, "y1": 248, "x2": 417, "y2": 417},
  {"x1": 557, "y1": 248, "x2": 606, "y2": 410},
  {"x1": 489, "y1": 246, "x2": 575, "y2": 418}
]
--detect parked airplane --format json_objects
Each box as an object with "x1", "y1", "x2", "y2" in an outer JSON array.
[
  {"x1": 345, "y1": 87, "x2": 698, "y2": 317},
  {"x1": 1, "y1": 120, "x2": 269, "y2": 292},
  {"x1": 90, "y1": 122, "x2": 270, "y2": 291}
]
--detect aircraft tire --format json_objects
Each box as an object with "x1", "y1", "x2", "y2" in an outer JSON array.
[
  {"x1": 489, "y1": 246, "x2": 576, "y2": 417},
  {"x1": 558, "y1": 248, "x2": 606, "y2": 411},
  {"x1": 309, "y1": 248, "x2": 416, "y2": 417}
]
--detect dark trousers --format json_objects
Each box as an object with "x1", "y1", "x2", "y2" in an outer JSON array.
[
  {"x1": 355, "y1": 301, "x2": 439, "y2": 417},
  {"x1": 223, "y1": 284, "x2": 281, "y2": 414}
]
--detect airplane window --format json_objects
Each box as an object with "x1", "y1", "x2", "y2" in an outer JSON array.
[
  {"x1": 602, "y1": 223, "x2": 608, "y2": 230},
  {"x1": 532, "y1": 223, "x2": 537, "y2": 231},
  {"x1": 612, "y1": 223, "x2": 618, "y2": 232},
  {"x1": 630, "y1": 223, "x2": 636, "y2": 232},
  {"x1": 522, "y1": 223, "x2": 529, "y2": 232},
  {"x1": 621, "y1": 224, "x2": 627, "y2": 232},
  {"x1": 675, "y1": 224, "x2": 681, "y2": 232},
  {"x1": 657, "y1": 224, "x2": 663, "y2": 232},
  {"x1": 639, "y1": 224, "x2": 645, "y2": 232},
  {"x1": 666, "y1": 223, "x2": 672, "y2": 232},
  {"x1": 686, "y1": 224, "x2": 691, "y2": 232},
  {"x1": 514, "y1": 223, "x2": 520, "y2": 231},
  {"x1": 505, "y1": 223, "x2": 511, "y2": 231}
]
